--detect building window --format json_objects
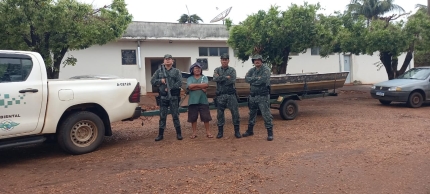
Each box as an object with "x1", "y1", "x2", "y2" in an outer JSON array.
[
  {"x1": 198, "y1": 47, "x2": 208, "y2": 56},
  {"x1": 121, "y1": 50, "x2": 137, "y2": 65},
  {"x1": 209, "y1": 47, "x2": 218, "y2": 56},
  {"x1": 219, "y1": 47, "x2": 229, "y2": 56},
  {"x1": 198, "y1": 47, "x2": 229, "y2": 56},
  {"x1": 311, "y1": 47, "x2": 320, "y2": 55}
]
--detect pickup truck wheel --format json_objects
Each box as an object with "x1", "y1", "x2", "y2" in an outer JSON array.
[
  {"x1": 57, "y1": 111, "x2": 105, "y2": 155},
  {"x1": 407, "y1": 92, "x2": 423, "y2": 108},
  {"x1": 379, "y1": 100, "x2": 392, "y2": 105}
]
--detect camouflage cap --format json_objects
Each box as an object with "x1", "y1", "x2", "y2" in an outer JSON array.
[
  {"x1": 220, "y1": 53, "x2": 229, "y2": 59},
  {"x1": 252, "y1": 55, "x2": 263, "y2": 60},
  {"x1": 164, "y1": 54, "x2": 172, "y2": 59},
  {"x1": 251, "y1": 54, "x2": 264, "y2": 63}
]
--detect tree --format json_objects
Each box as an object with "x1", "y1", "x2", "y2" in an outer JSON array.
[
  {"x1": 227, "y1": 3, "x2": 321, "y2": 74},
  {"x1": 347, "y1": 0, "x2": 405, "y2": 26},
  {"x1": 318, "y1": 9, "x2": 430, "y2": 80},
  {"x1": 177, "y1": 14, "x2": 203, "y2": 23},
  {"x1": 414, "y1": 2, "x2": 430, "y2": 67},
  {"x1": 0, "y1": 0, "x2": 133, "y2": 79},
  {"x1": 415, "y1": 2, "x2": 430, "y2": 15},
  {"x1": 224, "y1": 18, "x2": 233, "y2": 30}
]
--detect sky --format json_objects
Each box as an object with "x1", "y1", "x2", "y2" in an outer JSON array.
[{"x1": 80, "y1": 0, "x2": 426, "y2": 24}]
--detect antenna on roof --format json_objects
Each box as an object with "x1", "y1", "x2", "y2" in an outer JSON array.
[
  {"x1": 185, "y1": 5, "x2": 191, "y2": 23},
  {"x1": 210, "y1": 6, "x2": 232, "y2": 24}
]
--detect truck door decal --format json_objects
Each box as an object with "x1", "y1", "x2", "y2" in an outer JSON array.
[
  {"x1": 0, "y1": 120, "x2": 20, "y2": 131},
  {"x1": 0, "y1": 93, "x2": 27, "y2": 108}
]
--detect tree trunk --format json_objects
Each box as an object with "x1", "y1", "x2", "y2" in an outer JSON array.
[
  {"x1": 271, "y1": 48, "x2": 290, "y2": 74},
  {"x1": 391, "y1": 57, "x2": 398, "y2": 78},
  {"x1": 380, "y1": 51, "x2": 413, "y2": 80},
  {"x1": 271, "y1": 65, "x2": 278, "y2": 74},
  {"x1": 46, "y1": 47, "x2": 68, "y2": 79},
  {"x1": 428, "y1": 0, "x2": 430, "y2": 15},
  {"x1": 379, "y1": 52, "x2": 395, "y2": 80},
  {"x1": 270, "y1": 53, "x2": 289, "y2": 74},
  {"x1": 397, "y1": 51, "x2": 413, "y2": 76}
]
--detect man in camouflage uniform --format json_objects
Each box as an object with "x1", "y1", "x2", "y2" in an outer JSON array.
[
  {"x1": 150, "y1": 54, "x2": 183, "y2": 141},
  {"x1": 242, "y1": 55, "x2": 274, "y2": 141},
  {"x1": 213, "y1": 53, "x2": 241, "y2": 139}
]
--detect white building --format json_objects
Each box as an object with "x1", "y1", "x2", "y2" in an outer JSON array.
[{"x1": 59, "y1": 21, "x2": 414, "y2": 95}]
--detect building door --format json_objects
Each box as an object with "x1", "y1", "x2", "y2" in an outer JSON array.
[{"x1": 344, "y1": 55, "x2": 351, "y2": 83}]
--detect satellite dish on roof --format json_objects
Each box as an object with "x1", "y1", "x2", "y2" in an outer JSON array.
[{"x1": 210, "y1": 6, "x2": 232, "y2": 24}]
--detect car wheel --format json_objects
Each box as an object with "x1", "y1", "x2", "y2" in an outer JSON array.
[
  {"x1": 379, "y1": 99, "x2": 392, "y2": 105},
  {"x1": 407, "y1": 92, "x2": 423, "y2": 108}
]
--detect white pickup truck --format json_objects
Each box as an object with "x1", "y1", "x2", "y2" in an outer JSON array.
[{"x1": 0, "y1": 50, "x2": 141, "y2": 155}]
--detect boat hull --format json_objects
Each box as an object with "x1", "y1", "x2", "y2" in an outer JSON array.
[{"x1": 181, "y1": 72, "x2": 349, "y2": 98}]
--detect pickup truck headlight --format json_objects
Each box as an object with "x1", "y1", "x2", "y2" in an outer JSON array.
[
  {"x1": 388, "y1": 87, "x2": 401, "y2": 91},
  {"x1": 371, "y1": 85, "x2": 376, "y2": 89}
]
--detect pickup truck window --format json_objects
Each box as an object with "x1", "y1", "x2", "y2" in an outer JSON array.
[{"x1": 0, "y1": 58, "x2": 33, "y2": 83}]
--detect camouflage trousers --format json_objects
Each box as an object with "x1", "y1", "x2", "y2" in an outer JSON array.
[
  {"x1": 216, "y1": 94, "x2": 240, "y2": 126},
  {"x1": 159, "y1": 96, "x2": 181, "y2": 129},
  {"x1": 248, "y1": 95, "x2": 273, "y2": 128}
]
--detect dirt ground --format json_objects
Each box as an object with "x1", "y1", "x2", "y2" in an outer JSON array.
[{"x1": 1, "y1": 85, "x2": 430, "y2": 194}]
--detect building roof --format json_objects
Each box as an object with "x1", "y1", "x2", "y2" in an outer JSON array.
[{"x1": 121, "y1": 21, "x2": 230, "y2": 41}]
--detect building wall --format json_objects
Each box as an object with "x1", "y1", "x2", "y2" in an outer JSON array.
[
  {"x1": 59, "y1": 40, "x2": 414, "y2": 95},
  {"x1": 59, "y1": 40, "x2": 141, "y2": 83},
  {"x1": 349, "y1": 52, "x2": 414, "y2": 84},
  {"x1": 288, "y1": 52, "x2": 340, "y2": 74}
]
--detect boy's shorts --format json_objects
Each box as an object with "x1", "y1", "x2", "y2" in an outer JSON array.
[{"x1": 187, "y1": 104, "x2": 212, "y2": 122}]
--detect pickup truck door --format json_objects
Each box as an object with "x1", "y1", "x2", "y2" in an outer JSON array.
[{"x1": 0, "y1": 53, "x2": 44, "y2": 137}]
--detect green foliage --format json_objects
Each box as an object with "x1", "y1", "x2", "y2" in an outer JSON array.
[
  {"x1": 346, "y1": 0, "x2": 405, "y2": 22},
  {"x1": 177, "y1": 14, "x2": 203, "y2": 23},
  {"x1": 0, "y1": 0, "x2": 133, "y2": 79},
  {"x1": 227, "y1": 3, "x2": 321, "y2": 74},
  {"x1": 365, "y1": 20, "x2": 408, "y2": 56},
  {"x1": 414, "y1": 51, "x2": 430, "y2": 67},
  {"x1": 0, "y1": 64, "x2": 6, "y2": 77},
  {"x1": 407, "y1": 9, "x2": 430, "y2": 52},
  {"x1": 318, "y1": 8, "x2": 430, "y2": 79},
  {"x1": 224, "y1": 18, "x2": 233, "y2": 30}
]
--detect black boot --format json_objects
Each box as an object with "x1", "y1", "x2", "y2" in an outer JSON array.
[
  {"x1": 267, "y1": 128, "x2": 273, "y2": 141},
  {"x1": 234, "y1": 125, "x2": 241, "y2": 138},
  {"x1": 155, "y1": 128, "x2": 164, "y2": 141},
  {"x1": 176, "y1": 127, "x2": 183, "y2": 140},
  {"x1": 242, "y1": 125, "x2": 254, "y2": 137},
  {"x1": 216, "y1": 126, "x2": 223, "y2": 139}
]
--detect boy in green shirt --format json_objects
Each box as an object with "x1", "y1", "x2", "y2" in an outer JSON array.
[{"x1": 187, "y1": 62, "x2": 213, "y2": 139}]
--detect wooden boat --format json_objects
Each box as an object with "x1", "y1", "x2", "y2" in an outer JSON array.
[{"x1": 181, "y1": 71, "x2": 349, "y2": 99}]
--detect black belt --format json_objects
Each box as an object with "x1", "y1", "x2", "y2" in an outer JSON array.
[
  {"x1": 159, "y1": 88, "x2": 181, "y2": 96},
  {"x1": 216, "y1": 90, "x2": 236, "y2": 96},
  {"x1": 250, "y1": 91, "x2": 269, "y2": 97},
  {"x1": 216, "y1": 85, "x2": 236, "y2": 95}
]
